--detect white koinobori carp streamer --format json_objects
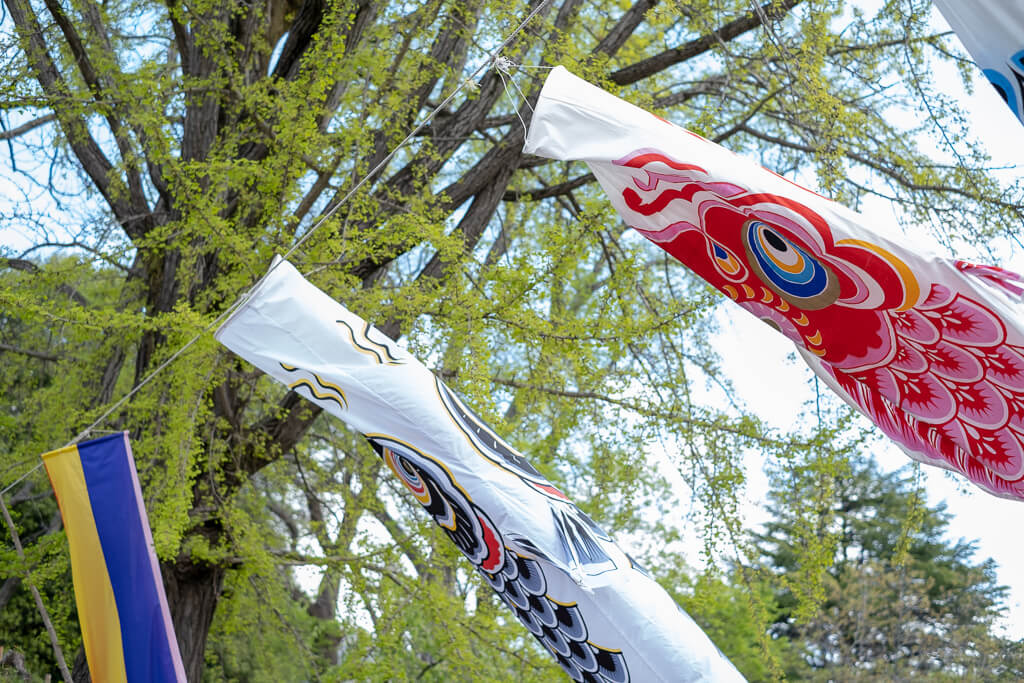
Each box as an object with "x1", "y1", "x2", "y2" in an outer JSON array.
[
  {"x1": 215, "y1": 258, "x2": 744, "y2": 682},
  {"x1": 933, "y1": 0, "x2": 1024, "y2": 128},
  {"x1": 525, "y1": 66, "x2": 1024, "y2": 501}
]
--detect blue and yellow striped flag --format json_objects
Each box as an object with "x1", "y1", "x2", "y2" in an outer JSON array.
[{"x1": 42, "y1": 433, "x2": 185, "y2": 683}]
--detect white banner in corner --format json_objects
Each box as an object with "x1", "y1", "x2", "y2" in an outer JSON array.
[
  {"x1": 933, "y1": 0, "x2": 1024, "y2": 127},
  {"x1": 215, "y1": 257, "x2": 744, "y2": 682}
]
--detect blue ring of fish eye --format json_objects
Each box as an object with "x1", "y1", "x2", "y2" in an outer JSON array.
[{"x1": 746, "y1": 221, "x2": 830, "y2": 298}]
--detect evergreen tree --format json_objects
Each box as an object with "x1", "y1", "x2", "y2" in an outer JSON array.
[{"x1": 755, "y1": 454, "x2": 1024, "y2": 679}]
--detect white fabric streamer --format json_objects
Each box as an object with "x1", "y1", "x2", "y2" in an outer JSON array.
[
  {"x1": 216, "y1": 257, "x2": 744, "y2": 682},
  {"x1": 934, "y1": 0, "x2": 1024, "y2": 127}
]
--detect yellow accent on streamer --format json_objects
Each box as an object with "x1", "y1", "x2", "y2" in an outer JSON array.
[
  {"x1": 365, "y1": 433, "x2": 476, "y2": 503},
  {"x1": 384, "y1": 450, "x2": 432, "y2": 506},
  {"x1": 337, "y1": 319, "x2": 384, "y2": 362},
  {"x1": 546, "y1": 595, "x2": 579, "y2": 607},
  {"x1": 586, "y1": 640, "x2": 624, "y2": 653},
  {"x1": 311, "y1": 374, "x2": 348, "y2": 406},
  {"x1": 836, "y1": 238, "x2": 921, "y2": 311},
  {"x1": 288, "y1": 377, "x2": 348, "y2": 410}
]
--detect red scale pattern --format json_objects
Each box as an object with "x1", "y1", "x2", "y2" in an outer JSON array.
[{"x1": 612, "y1": 149, "x2": 1024, "y2": 499}]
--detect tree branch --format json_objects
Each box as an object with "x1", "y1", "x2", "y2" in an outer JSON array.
[
  {"x1": 271, "y1": 0, "x2": 326, "y2": 81},
  {"x1": 0, "y1": 343, "x2": 61, "y2": 362},
  {"x1": 489, "y1": 377, "x2": 788, "y2": 446},
  {"x1": 594, "y1": 0, "x2": 657, "y2": 57},
  {"x1": 610, "y1": 0, "x2": 804, "y2": 85},
  {"x1": 240, "y1": 392, "x2": 323, "y2": 480},
  {"x1": 735, "y1": 123, "x2": 1024, "y2": 214},
  {"x1": 336, "y1": 0, "x2": 554, "y2": 250},
  {"x1": 1, "y1": 258, "x2": 89, "y2": 306},
  {"x1": 417, "y1": 163, "x2": 517, "y2": 284},
  {"x1": 447, "y1": 126, "x2": 530, "y2": 205},
  {"x1": 345, "y1": 123, "x2": 526, "y2": 286},
  {"x1": 3, "y1": 0, "x2": 137, "y2": 234},
  {"x1": 41, "y1": 0, "x2": 149, "y2": 227},
  {"x1": 502, "y1": 173, "x2": 595, "y2": 201},
  {"x1": 0, "y1": 114, "x2": 56, "y2": 140}
]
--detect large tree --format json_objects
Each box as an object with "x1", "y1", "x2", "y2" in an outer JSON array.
[{"x1": 1, "y1": 0, "x2": 1020, "y2": 679}]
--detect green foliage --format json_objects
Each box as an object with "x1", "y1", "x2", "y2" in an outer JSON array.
[{"x1": 1, "y1": 0, "x2": 1022, "y2": 680}]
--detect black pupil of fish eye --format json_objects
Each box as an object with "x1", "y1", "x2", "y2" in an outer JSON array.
[{"x1": 763, "y1": 229, "x2": 788, "y2": 251}]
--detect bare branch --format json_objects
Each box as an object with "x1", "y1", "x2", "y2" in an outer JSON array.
[
  {"x1": 3, "y1": 0, "x2": 137, "y2": 234},
  {"x1": 735, "y1": 123, "x2": 1024, "y2": 215},
  {"x1": 653, "y1": 75, "x2": 728, "y2": 109},
  {"x1": 610, "y1": 0, "x2": 804, "y2": 85},
  {"x1": 594, "y1": 0, "x2": 657, "y2": 57},
  {"x1": 41, "y1": 0, "x2": 149, "y2": 220},
  {"x1": 0, "y1": 343, "x2": 61, "y2": 362},
  {"x1": 502, "y1": 173, "x2": 595, "y2": 201},
  {"x1": 0, "y1": 114, "x2": 56, "y2": 141},
  {"x1": 17, "y1": 240, "x2": 134, "y2": 274}
]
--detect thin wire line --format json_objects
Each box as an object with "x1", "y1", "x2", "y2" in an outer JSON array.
[
  {"x1": 506, "y1": 73, "x2": 535, "y2": 113},
  {"x1": 2, "y1": 302, "x2": 238, "y2": 496},
  {"x1": 495, "y1": 57, "x2": 536, "y2": 113},
  {"x1": 496, "y1": 68, "x2": 529, "y2": 134},
  {"x1": 0, "y1": 462, "x2": 43, "y2": 496},
  {"x1": 1, "y1": 0, "x2": 553, "y2": 498}
]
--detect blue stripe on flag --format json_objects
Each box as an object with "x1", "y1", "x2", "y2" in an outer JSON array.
[{"x1": 78, "y1": 433, "x2": 180, "y2": 682}]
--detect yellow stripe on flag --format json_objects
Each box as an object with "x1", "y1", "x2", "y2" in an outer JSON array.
[{"x1": 43, "y1": 445, "x2": 128, "y2": 683}]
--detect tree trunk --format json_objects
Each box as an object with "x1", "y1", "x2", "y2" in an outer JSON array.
[
  {"x1": 162, "y1": 560, "x2": 225, "y2": 682},
  {"x1": 70, "y1": 560, "x2": 224, "y2": 683}
]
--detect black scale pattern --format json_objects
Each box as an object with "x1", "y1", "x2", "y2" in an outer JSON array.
[{"x1": 481, "y1": 549, "x2": 629, "y2": 682}]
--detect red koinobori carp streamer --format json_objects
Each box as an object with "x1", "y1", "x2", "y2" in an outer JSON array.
[
  {"x1": 525, "y1": 66, "x2": 1024, "y2": 502},
  {"x1": 215, "y1": 258, "x2": 744, "y2": 682}
]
